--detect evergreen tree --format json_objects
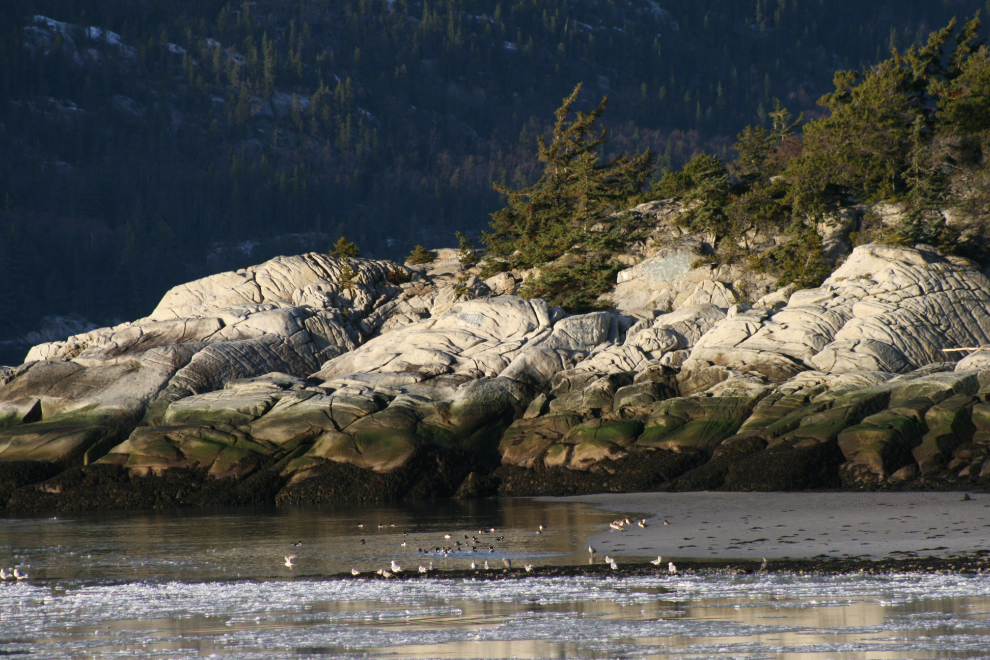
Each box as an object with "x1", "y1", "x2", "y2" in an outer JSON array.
[
  {"x1": 407, "y1": 244, "x2": 437, "y2": 264},
  {"x1": 455, "y1": 231, "x2": 477, "y2": 266},
  {"x1": 330, "y1": 236, "x2": 360, "y2": 259},
  {"x1": 483, "y1": 83, "x2": 655, "y2": 310},
  {"x1": 484, "y1": 83, "x2": 655, "y2": 269}
]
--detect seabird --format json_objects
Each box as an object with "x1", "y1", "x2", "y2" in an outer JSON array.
[
  {"x1": 292, "y1": 541, "x2": 302, "y2": 547},
  {"x1": 390, "y1": 560, "x2": 402, "y2": 573},
  {"x1": 0, "y1": 568, "x2": 8, "y2": 580},
  {"x1": 470, "y1": 561, "x2": 477, "y2": 569},
  {"x1": 358, "y1": 524, "x2": 364, "y2": 528},
  {"x1": 604, "y1": 555, "x2": 613, "y2": 564},
  {"x1": 524, "y1": 564, "x2": 534, "y2": 572},
  {"x1": 382, "y1": 570, "x2": 394, "y2": 578},
  {"x1": 539, "y1": 524, "x2": 545, "y2": 531},
  {"x1": 429, "y1": 562, "x2": 434, "y2": 570},
  {"x1": 489, "y1": 528, "x2": 496, "y2": 532},
  {"x1": 444, "y1": 533, "x2": 452, "y2": 539},
  {"x1": 502, "y1": 558, "x2": 512, "y2": 569},
  {"x1": 668, "y1": 561, "x2": 677, "y2": 574},
  {"x1": 351, "y1": 568, "x2": 361, "y2": 576},
  {"x1": 13, "y1": 568, "x2": 27, "y2": 581},
  {"x1": 489, "y1": 546, "x2": 494, "y2": 552},
  {"x1": 400, "y1": 541, "x2": 407, "y2": 547},
  {"x1": 759, "y1": 558, "x2": 767, "y2": 571},
  {"x1": 284, "y1": 555, "x2": 297, "y2": 569},
  {"x1": 588, "y1": 545, "x2": 596, "y2": 555},
  {"x1": 663, "y1": 520, "x2": 670, "y2": 526},
  {"x1": 650, "y1": 556, "x2": 663, "y2": 566},
  {"x1": 419, "y1": 565, "x2": 428, "y2": 573},
  {"x1": 638, "y1": 519, "x2": 647, "y2": 528},
  {"x1": 484, "y1": 560, "x2": 490, "y2": 570},
  {"x1": 624, "y1": 518, "x2": 631, "y2": 525},
  {"x1": 610, "y1": 560, "x2": 618, "y2": 570}
]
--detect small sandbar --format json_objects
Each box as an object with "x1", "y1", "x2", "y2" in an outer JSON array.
[{"x1": 551, "y1": 491, "x2": 990, "y2": 561}]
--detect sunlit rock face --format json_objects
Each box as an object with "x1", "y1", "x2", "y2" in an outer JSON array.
[{"x1": 4, "y1": 242, "x2": 990, "y2": 509}]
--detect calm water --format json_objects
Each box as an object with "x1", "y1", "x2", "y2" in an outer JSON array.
[{"x1": 2, "y1": 499, "x2": 990, "y2": 659}]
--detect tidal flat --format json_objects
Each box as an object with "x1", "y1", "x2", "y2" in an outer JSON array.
[{"x1": 4, "y1": 494, "x2": 990, "y2": 659}]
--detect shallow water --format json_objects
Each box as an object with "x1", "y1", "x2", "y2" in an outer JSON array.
[{"x1": 3, "y1": 500, "x2": 990, "y2": 659}]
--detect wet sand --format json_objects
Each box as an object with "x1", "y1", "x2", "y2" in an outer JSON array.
[{"x1": 555, "y1": 491, "x2": 990, "y2": 561}]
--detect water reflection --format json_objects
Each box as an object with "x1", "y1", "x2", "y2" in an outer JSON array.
[{"x1": 1, "y1": 499, "x2": 619, "y2": 582}]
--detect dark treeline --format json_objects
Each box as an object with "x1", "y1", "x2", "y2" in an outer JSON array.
[{"x1": 0, "y1": 0, "x2": 983, "y2": 362}]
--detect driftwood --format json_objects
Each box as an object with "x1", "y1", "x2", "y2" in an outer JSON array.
[{"x1": 942, "y1": 347, "x2": 990, "y2": 352}]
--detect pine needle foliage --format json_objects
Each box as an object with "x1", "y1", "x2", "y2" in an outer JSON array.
[
  {"x1": 455, "y1": 231, "x2": 478, "y2": 266},
  {"x1": 483, "y1": 83, "x2": 655, "y2": 310},
  {"x1": 330, "y1": 236, "x2": 360, "y2": 259},
  {"x1": 407, "y1": 244, "x2": 437, "y2": 265},
  {"x1": 338, "y1": 263, "x2": 357, "y2": 291}
]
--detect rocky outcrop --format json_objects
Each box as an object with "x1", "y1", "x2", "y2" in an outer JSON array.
[{"x1": 4, "y1": 241, "x2": 990, "y2": 510}]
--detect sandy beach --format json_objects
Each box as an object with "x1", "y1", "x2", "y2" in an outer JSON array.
[{"x1": 556, "y1": 491, "x2": 990, "y2": 561}]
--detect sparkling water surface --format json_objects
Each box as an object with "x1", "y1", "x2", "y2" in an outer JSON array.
[{"x1": 3, "y1": 499, "x2": 990, "y2": 659}]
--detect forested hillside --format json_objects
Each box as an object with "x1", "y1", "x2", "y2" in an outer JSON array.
[{"x1": 0, "y1": 0, "x2": 984, "y2": 363}]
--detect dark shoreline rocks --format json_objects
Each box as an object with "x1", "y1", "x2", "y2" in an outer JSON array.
[{"x1": 4, "y1": 445, "x2": 988, "y2": 514}]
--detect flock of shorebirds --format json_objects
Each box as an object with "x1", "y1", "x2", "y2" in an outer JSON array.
[
  {"x1": 283, "y1": 524, "x2": 538, "y2": 577},
  {"x1": 274, "y1": 515, "x2": 728, "y2": 578}
]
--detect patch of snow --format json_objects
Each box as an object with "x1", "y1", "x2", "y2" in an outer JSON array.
[
  {"x1": 357, "y1": 107, "x2": 378, "y2": 125},
  {"x1": 33, "y1": 15, "x2": 73, "y2": 35}
]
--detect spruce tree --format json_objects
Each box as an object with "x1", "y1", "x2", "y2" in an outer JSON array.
[
  {"x1": 407, "y1": 244, "x2": 437, "y2": 265},
  {"x1": 484, "y1": 83, "x2": 655, "y2": 268},
  {"x1": 483, "y1": 83, "x2": 655, "y2": 310},
  {"x1": 455, "y1": 231, "x2": 477, "y2": 266},
  {"x1": 330, "y1": 236, "x2": 360, "y2": 259}
]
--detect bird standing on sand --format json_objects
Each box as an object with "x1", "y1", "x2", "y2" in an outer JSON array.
[
  {"x1": 470, "y1": 561, "x2": 477, "y2": 569},
  {"x1": 610, "y1": 560, "x2": 618, "y2": 570},
  {"x1": 0, "y1": 568, "x2": 8, "y2": 580},
  {"x1": 13, "y1": 568, "x2": 27, "y2": 581},
  {"x1": 524, "y1": 564, "x2": 534, "y2": 572},
  {"x1": 503, "y1": 558, "x2": 512, "y2": 569},
  {"x1": 484, "y1": 560, "x2": 490, "y2": 570},
  {"x1": 638, "y1": 519, "x2": 647, "y2": 528},
  {"x1": 284, "y1": 555, "x2": 297, "y2": 569},
  {"x1": 651, "y1": 556, "x2": 663, "y2": 566},
  {"x1": 668, "y1": 561, "x2": 677, "y2": 574},
  {"x1": 759, "y1": 558, "x2": 767, "y2": 571},
  {"x1": 351, "y1": 568, "x2": 360, "y2": 576},
  {"x1": 663, "y1": 520, "x2": 670, "y2": 526},
  {"x1": 419, "y1": 565, "x2": 428, "y2": 574},
  {"x1": 390, "y1": 560, "x2": 402, "y2": 573},
  {"x1": 604, "y1": 555, "x2": 613, "y2": 564},
  {"x1": 588, "y1": 545, "x2": 596, "y2": 555}
]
